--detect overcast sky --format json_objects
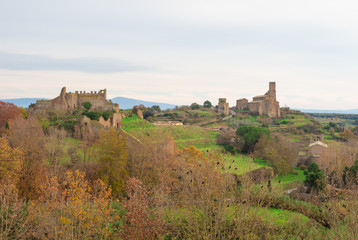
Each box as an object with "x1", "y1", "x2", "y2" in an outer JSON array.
[{"x1": 1, "y1": 0, "x2": 358, "y2": 109}]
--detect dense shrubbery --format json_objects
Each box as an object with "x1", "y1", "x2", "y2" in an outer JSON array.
[
  {"x1": 83, "y1": 110, "x2": 113, "y2": 121},
  {"x1": 304, "y1": 163, "x2": 326, "y2": 192},
  {"x1": 1, "y1": 110, "x2": 358, "y2": 239},
  {"x1": 236, "y1": 126, "x2": 270, "y2": 153}
]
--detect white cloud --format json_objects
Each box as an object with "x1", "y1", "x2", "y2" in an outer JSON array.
[{"x1": 1, "y1": 0, "x2": 358, "y2": 110}]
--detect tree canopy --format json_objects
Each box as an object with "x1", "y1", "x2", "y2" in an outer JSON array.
[
  {"x1": 236, "y1": 126, "x2": 270, "y2": 153},
  {"x1": 304, "y1": 162, "x2": 326, "y2": 192}
]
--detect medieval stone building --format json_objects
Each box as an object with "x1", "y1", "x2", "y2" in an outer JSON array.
[
  {"x1": 298, "y1": 135, "x2": 328, "y2": 168},
  {"x1": 217, "y1": 98, "x2": 229, "y2": 115},
  {"x1": 34, "y1": 87, "x2": 119, "y2": 112},
  {"x1": 236, "y1": 82, "x2": 280, "y2": 118},
  {"x1": 33, "y1": 87, "x2": 121, "y2": 128}
]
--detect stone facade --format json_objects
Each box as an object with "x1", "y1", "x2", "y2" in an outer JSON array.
[
  {"x1": 236, "y1": 98, "x2": 249, "y2": 110},
  {"x1": 99, "y1": 113, "x2": 122, "y2": 129},
  {"x1": 34, "y1": 87, "x2": 119, "y2": 113},
  {"x1": 236, "y1": 82, "x2": 280, "y2": 118},
  {"x1": 217, "y1": 98, "x2": 229, "y2": 115},
  {"x1": 298, "y1": 135, "x2": 328, "y2": 168}
]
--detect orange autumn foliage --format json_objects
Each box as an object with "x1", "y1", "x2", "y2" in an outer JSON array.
[
  {"x1": 0, "y1": 137, "x2": 24, "y2": 184},
  {"x1": 28, "y1": 170, "x2": 119, "y2": 239},
  {"x1": 0, "y1": 101, "x2": 22, "y2": 134},
  {"x1": 121, "y1": 177, "x2": 164, "y2": 240}
]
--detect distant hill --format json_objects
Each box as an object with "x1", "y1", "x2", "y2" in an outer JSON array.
[
  {"x1": 111, "y1": 97, "x2": 177, "y2": 110},
  {"x1": 0, "y1": 98, "x2": 48, "y2": 108},
  {"x1": 1, "y1": 97, "x2": 178, "y2": 110},
  {"x1": 295, "y1": 109, "x2": 358, "y2": 114}
]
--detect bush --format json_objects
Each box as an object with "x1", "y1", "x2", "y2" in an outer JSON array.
[
  {"x1": 299, "y1": 164, "x2": 307, "y2": 170},
  {"x1": 83, "y1": 111, "x2": 113, "y2": 121},
  {"x1": 190, "y1": 103, "x2": 200, "y2": 110},
  {"x1": 143, "y1": 110, "x2": 154, "y2": 119},
  {"x1": 82, "y1": 101, "x2": 92, "y2": 111},
  {"x1": 203, "y1": 100, "x2": 212, "y2": 108},
  {"x1": 236, "y1": 126, "x2": 270, "y2": 153},
  {"x1": 101, "y1": 111, "x2": 111, "y2": 121},
  {"x1": 151, "y1": 105, "x2": 161, "y2": 112},
  {"x1": 304, "y1": 163, "x2": 326, "y2": 192}
]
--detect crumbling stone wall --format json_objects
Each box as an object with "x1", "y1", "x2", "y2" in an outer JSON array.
[
  {"x1": 133, "y1": 106, "x2": 144, "y2": 119},
  {"x1": 218, "y1": 98, "x2": 229, "y2": 115},
  {"x1": 34, "y1": 87, "x2": 118, "y2": 113}
]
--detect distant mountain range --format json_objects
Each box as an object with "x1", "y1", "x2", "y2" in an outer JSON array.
[
  {"x1": 0, "y1": 97, "x2": 178, "y2": 110},
  {"x1": 295, "y1": 109, "x2": 358, "y2": 114},
  {"x1": 0, "y1": 98, "x2": 47, "y2": 108},
  {"x1": 111, "y1": 97, "x2": 177, "y2": 110}
]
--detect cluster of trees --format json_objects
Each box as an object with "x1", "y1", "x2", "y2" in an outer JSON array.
[
  {"x1": 189, "y1": 100, "x2": 212, "y2": 110},
  {"x1": 1, "y1": 100, "x2": 358, "y2": 239}
]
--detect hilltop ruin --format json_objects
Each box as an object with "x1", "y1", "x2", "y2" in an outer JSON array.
[
  {"x1": 236, "y1": 82, "x2": 280, "y2": 118},
  {"x1": 34, "y1": 87, "x2": 119, "y2": 112}
]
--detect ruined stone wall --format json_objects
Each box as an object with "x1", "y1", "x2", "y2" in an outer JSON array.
[
  {"x1": 65, "y1": 94, "x2": 79, "y2": 108},
  {"x1": 99, "y1": 116, "x2": 111, "y2": 128},
  {"x1": 98, "y1": 113, "x2": 122, "y2": 129},
  {"x1": 218, "y1": 98, "x2": 229, "y2": 115},
  {"x1": 111, "y1": 113, "x2": 122, "y2": 128},
  {"x1": 34, "y1": 100, "x2": 52, "y2": 109}
]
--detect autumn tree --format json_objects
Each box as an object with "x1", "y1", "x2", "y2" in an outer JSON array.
[
  {"x1": 164, "y1": 146, "x2": 241, "y2": 239},
  {"x1": 7, "y1": 117, "x2": 47, "y2": 199},
  {"x1": 44, "y1": 127, "x2": 67, "y2": 175},
  {"x1": 254, "y1": 134, "x2": 298, "y2": 174},
  {"x1": 73, "y1": 117, "x2": 100, "y2": 164},
  {"x1": 121, "y1": 177, "x2": 164, "y2": 240},
  {"x1": 0, "y1": 137, "x2": 24, "y2": 184},
  {"x1": 127, "y1": 129, "x2": 178, "y2": 190},
  {"x1": 28, "y1": 170, "x2": 119, "y2": 239},
  {"x1": 0, "y1": 101, "x2": 22, "y2": 134},
  {"x1": 97, "y1": 129, "x2": 128, "y2": 195}
]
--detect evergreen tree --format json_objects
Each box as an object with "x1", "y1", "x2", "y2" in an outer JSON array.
[{"x1": 304, "y1": 162, "x2": 326, "y2": 192}]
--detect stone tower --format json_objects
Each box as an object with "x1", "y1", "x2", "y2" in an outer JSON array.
[
  {"x1": 268, "y1": 82, "x2": 276, "y2": 100},
  {"x1": 218, "y1": 98, "x2": 229, "y2": 115}
]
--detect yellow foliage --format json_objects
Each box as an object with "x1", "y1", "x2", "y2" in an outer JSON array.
[
  {"x1": 0, "y1": 137, "x2": 24, "y2": 184},
  {"x1": 28, "y1": 170, "x2": 118, "y2": 239},
  {"x1": 97, "y1": 129, "x2": 128, "y2": 195}
]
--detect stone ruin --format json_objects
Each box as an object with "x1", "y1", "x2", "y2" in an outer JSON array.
[
  {"x1": 33, "y1": 87, "x2": 121, "y2": 129},
  {"x1": 217, "y1": 98, "x2": 229, "y2": 115},
  {"x1": 34, "y1": 87, "x2": 119, "y2": 113},
  {"x1": 236, "y1": 82, "x2": 280, "y2": 118}
]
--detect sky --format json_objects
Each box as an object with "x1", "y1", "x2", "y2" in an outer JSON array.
[{"x1": 1, "y1": 0, "x2": 358, "y2": 109}]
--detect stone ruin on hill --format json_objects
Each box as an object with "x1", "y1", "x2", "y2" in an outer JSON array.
[
  {"x1": 34, "y1": 87, "x2": 119, "y2": 113},
  {"x1": 32, "y1": 87, "x2": 121, "y2": 128},
  {"x1": 217, "y1": 82, "x2": 281, "y2": 118}
]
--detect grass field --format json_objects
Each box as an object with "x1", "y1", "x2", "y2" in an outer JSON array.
[
  {"x1": 121, "y1": 114, "x2": 219, "y2": 149},
  {"x1": 220, "y1": 153, "x2": 268, "y2": 175},
  {"x1": 254, "y1": 207, "x2": 310, "y2": 226}
]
